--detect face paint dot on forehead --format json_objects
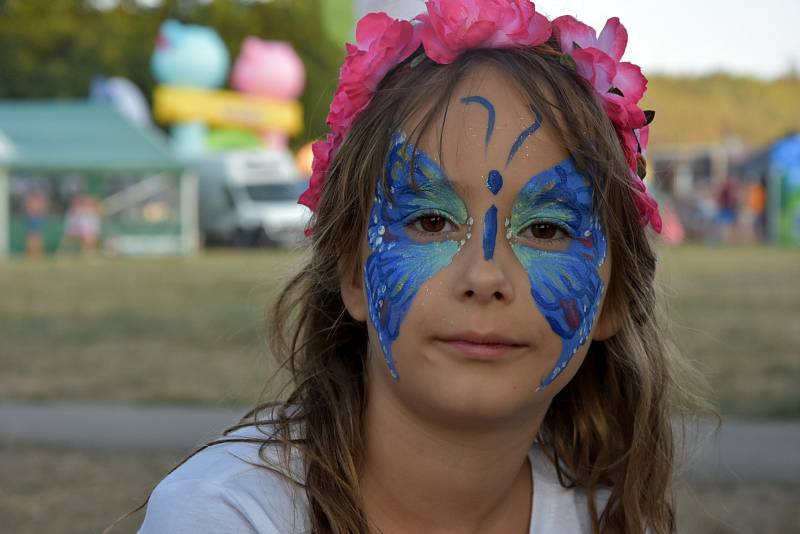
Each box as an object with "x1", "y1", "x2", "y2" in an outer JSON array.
[
  {"x1": 365, "y1": 132, "x2": 468, "y2": 380},
  {"x1": 486, "y1": 170, "x2": 503, "y2": 195},
  {"x1": 506, "y1": 158, "x2": 607, "y2": 389}
]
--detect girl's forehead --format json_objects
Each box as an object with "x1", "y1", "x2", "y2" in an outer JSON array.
[{"x1": 411, "y1": 66, "x2": 569, "y2": 197}]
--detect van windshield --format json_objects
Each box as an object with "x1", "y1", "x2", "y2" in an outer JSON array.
[{"x1": 243, "y1": 183, "x2": 304, "y2": 202}]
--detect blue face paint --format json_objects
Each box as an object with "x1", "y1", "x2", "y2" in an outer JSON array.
[
  {"x1": 486, "y1": 170, "x2": 503, "y2": 195},
  {"x1": 483, "y1": 205, "x2": 498, "y2": 260},
  {"x1": 365, "y1": 132, "x2": 470, "y2": 379},
  {"x1": 506, "y1": 109, "x2": 542, "y2": 166},
  {"x1": 460, "y1": 95, "x2": 496, "y2": 149},
  {"x1": 507, "y1": 158, "x2": 607, "y2": 388}
]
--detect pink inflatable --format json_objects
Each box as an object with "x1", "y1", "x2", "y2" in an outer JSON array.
[{"x1": 231, "y1": 38, "x2": 306, "y2": 100}]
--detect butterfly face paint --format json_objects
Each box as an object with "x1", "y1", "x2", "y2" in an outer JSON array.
[
  {"x1": 365, "y1": 132, "x2": 471, "y2": 380},
  {"x1": 507, "y1": 159, "x2": 608, "y2": 388}
]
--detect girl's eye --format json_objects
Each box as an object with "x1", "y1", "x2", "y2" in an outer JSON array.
[
  {"x1": 417, "y1": 215, "x2": 447, "y2": 233},
  {"x1": 407, "y1": 213, "x2": 458, "y2": 236},
  {"x1": 527, "y1": 222, "x2": 563, "y2": 240},
  {"x1": 517, "y1": 221, "x2": 573, "y2": 248}
]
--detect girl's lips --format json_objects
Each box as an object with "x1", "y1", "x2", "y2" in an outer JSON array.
[{"x1": 437, "y1": 335, "x2": 527, "y2": 360}]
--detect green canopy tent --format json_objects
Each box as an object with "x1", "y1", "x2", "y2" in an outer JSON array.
[{"x1": 0, "y1": 101, "x2": 197, "y2": 257}]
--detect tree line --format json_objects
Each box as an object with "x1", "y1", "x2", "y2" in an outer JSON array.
[
  {"x1": 0, "y1": 0, "x2": 345, "y2": 148},
  {"x1": 1, "y1": 0, "x2": 798, "y2": 150}
]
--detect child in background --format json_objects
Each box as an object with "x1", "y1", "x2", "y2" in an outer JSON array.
[
  {"x1": 23, "y1": 188, "x2": 48, "y2": 257},
  {"x1": 134, "y1": 2, "x2": 702, "y2": 533},
  {"x1": 63, "y1": 194, "x2": 101, "y2": 255}
]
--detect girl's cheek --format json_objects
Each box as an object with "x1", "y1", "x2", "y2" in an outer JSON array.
[
  {"x1": 508, "y1": 160, "x2": 608, "y2": 389},
  {"x1": 363, "y1": 209, "x2": 470, "y2": 380},
  {"x1": 363, "y1": 133, "x2": 471, "y2": 380},
  {"x1": 510, "y1": 221, "x2": 607, "y2": 389}
]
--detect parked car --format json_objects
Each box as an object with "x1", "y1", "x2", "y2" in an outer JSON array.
[{"x1": 193, "y1": 149, "x2": 310, "y2": 247}]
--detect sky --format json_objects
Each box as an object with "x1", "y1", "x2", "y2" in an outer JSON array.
[{"x1": 357, "y1": 0, "x2": 800, "y2": 79}]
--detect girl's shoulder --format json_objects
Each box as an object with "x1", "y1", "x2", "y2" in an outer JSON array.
[
  {"x1": 138, "y1": 415, "x2": 611, "y2": 534},
  {"x1": 528, "y1": 443, "x2": 612, "y2": 533},
  {"x1": 138, "y1": 416, "x2": 309, "y2": 534}
]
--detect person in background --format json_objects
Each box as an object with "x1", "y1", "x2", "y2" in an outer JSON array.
[
  {"x1": 63, "y1": 194, "x2": 102, "y2": 255},
  {"x1": 744, "y1": 179, "x2": 767, "y2": 242},
  {"x1": 716, "y1": 177, "x2": 739, "y2": 243},
  {"x1": 23, "y1": 188, "x2": 48, "y2": 258}
]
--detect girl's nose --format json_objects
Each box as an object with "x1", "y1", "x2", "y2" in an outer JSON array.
[{"x1": 453, "y1": 209, "x2": 516, "y2": 304}]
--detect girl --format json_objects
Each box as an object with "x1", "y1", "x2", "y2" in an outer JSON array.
[{"x1": 135, "y1": 2, "x2": 701, "y2": 533}]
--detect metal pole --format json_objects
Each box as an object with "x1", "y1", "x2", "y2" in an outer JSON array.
[
  {"x1": 768, "y1": 162, "x2": 781, "y2": 244},
  {"x1": 0, "y1": 168, "x2": 8, "y2": 259},
  {"x1": 180, "y1": 170, "x2": 199, "y2": 254}
]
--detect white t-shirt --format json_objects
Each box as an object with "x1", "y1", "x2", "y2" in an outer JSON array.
[{"x1": 139, "y1": 423, "x2": 610, "y2": 533}]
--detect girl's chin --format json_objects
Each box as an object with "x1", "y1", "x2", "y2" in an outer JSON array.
[{"x1": 388, "y1": 366, "x2": 549, "y2": 426}]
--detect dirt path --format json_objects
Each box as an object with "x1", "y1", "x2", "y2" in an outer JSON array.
[{"x1": 1, "y1": 402, "x2": 798, "y2": 484}]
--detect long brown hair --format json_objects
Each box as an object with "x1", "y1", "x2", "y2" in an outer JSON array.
[{"x1": 115, "y1": 40, "x2": 705, "y2": 534}]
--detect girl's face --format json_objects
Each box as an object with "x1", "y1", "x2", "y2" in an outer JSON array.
[{"x1": 341, "y1": 66, "x2": 616, "y2": 423}]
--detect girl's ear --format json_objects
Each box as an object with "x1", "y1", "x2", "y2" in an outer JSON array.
[
  {"x1": 593, "y1": 296, "x2": 621, "y2": 341},
  {"x1": 339, "y1": 259, "x2": 368, "y2": 322},
  {"x1": 592, "y1": 306, "x2": 620, "y2": 341},
  {"x1": 591, "y1": 250, "x2": 620, "y2": 341}
]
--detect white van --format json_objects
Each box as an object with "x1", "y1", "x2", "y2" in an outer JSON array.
[{"x1": 194, "y1": 149, "x2": 310, "y2": 247}]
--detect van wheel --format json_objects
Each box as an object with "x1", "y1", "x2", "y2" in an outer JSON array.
[
  {"x1": 200, "y1": 231, "x2": 215, "y2": 248},
  {"x1": 254, "y1": 229, "x2": 275, "y2": 248},
  {"x1": 233, "y1": 228, "x2": 253, "y2": 248}
]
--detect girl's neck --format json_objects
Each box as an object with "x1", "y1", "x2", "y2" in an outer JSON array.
[{"x1": 359, "y1": 383, "x2": 546, "y2": 534}]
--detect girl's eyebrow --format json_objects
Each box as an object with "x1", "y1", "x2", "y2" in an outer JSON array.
[
  {"x1": 514, "y1": 159, "x2": 589, "y2": 211},
  {"x1": 401, "y1": 146, "x2": 469, "y2": 200},
  {"x1": 395, "y1": 170, "x2": 468, "y2": 203}
]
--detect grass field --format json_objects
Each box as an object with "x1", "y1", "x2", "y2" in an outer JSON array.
[
  {"x1": 1, "y1": 245, "x2": 799, "y2": 416},
  {"x1": 1, "y1": 443, "x2": 797, "y2": 534},
  {"x1": 2, "y1": 245, "x2": 799, "y2": 533},
  {"x1": 1, "y1": 251, "x2": 301, "y2": 406},
  {"x1": 657, "y1": 246, "x2": 800, "y2": 417}
]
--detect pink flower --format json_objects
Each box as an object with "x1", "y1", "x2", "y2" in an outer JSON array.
[
  {"x1": 419, "y1": 0, "x2": 550, "y2": 63},
  {"x1": 298, "y1": 134, "x2": 336, "y2": 213},
  {"x1": 571, "y1": 47, "x2": 647, "y2": 118},
  {"x1": 345, "y1": 13, "x2": 421, "y2": 91},
  {"x1": 327, "y1": 77, "x2": 372, "y2": 132},
  {"x1": 631, "y1": 177, "x2": 662, "y2": 233},
  {"x1": 636, "y1": 125, "x2": 650, "y2": 154},
  {"x1": 555, "y1": 15, "x2": 660, "y2": 233},
  {"x1": 617, "y1": 127, "x2": 639, "y2": 171},
  {"x1": 326, "y1": 13, "x2": 420, "y2": 132},
  {"x1": 555, "y1": 16, "x2": 646, "y2": 127},
  {"x1": 553, "y1": 15, "x2": 627, "y2": 62},
  {"x1": 301, "y1": 13, "x2": 420, "y2": 214}
]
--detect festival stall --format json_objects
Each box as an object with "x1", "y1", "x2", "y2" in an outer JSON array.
[
  {"x1": 0, "y1": 101, "x2": 195, "y2": 257},
  {"x1": 737, "y1": 133, "x2": 800, "y2": 245},
  {"x1": 770, "y1": 134, "x2": 800, "y2": 245}
]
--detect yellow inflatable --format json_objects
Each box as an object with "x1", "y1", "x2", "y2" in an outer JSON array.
[{"x1": 153, "y1": 85, "x2": 303, "y2": 135}]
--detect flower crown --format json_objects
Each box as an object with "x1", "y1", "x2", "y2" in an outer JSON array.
[{"x1": 298, "y1": 0, "x2": 662, "y2": 234}]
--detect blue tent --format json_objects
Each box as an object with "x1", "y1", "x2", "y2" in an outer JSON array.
[{"x1": 769, "y1": 133, "x2": 800, "y2": 245}]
